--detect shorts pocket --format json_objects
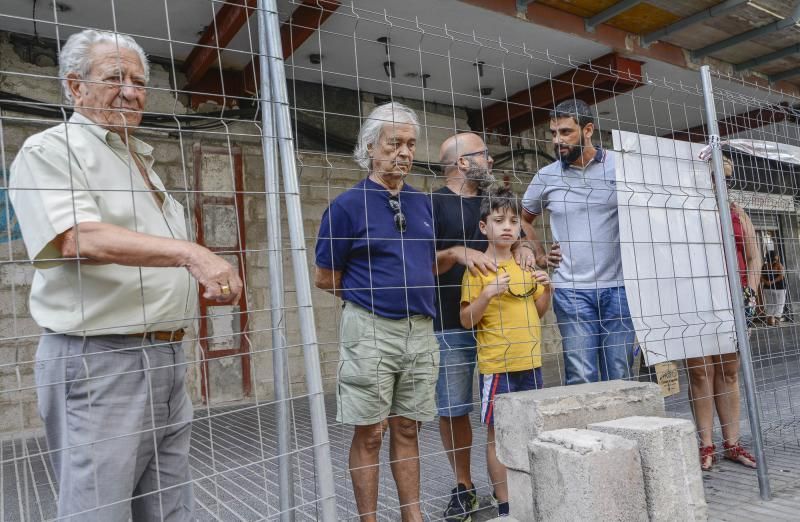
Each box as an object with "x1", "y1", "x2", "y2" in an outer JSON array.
[
  {"x1": 412, "y1": 350, "x2": 439, "y2": 385},
  {"x1": 338, "y1": 307, "x2": 380, "y2": 387},
  {"x1": 339, "y1": 306, "x2": 366, "y2": 350},
  {"x1": 337, "y1": 355, "x2": 380, "y2": 388}
]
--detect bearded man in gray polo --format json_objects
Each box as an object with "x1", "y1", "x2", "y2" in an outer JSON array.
[{"x1": 9, "y1": 29, "x2": 242, "y2": 521}]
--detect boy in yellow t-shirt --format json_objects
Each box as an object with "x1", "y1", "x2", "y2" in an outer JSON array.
[{"x1": 460, "y1": 187, "x2": 551, "y2": 518}]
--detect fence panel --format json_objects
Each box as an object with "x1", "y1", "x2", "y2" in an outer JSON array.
[{"x1": 1, "y1": 0, "x2": 800, "y2": 520}]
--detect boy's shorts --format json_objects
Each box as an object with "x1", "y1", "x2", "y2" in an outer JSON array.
[{"x1": 479, "y1": 368, "x2": 543, "y2": 425}]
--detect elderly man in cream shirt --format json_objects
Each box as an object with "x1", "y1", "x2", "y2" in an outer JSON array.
[{"x1": 9, "y1": 29, "x2": 242, "y2": 521}]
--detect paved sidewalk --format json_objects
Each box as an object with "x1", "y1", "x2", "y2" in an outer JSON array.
[{"x1": 3, "y1": 322, "x2": 800, "y2": 520}]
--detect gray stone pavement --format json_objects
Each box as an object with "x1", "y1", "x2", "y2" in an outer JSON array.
[{"x1": 3, "y1": 322, "x2": 800, "y2": 520}]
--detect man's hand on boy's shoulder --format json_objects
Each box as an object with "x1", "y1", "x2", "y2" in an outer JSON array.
[{"x1": 513, "y1": 243, "x2": 537, "y2": 272}]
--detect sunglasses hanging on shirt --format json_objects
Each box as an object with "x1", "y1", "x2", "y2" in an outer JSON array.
[{"x1": 388, "y1": 195, "x2": 407, "y2": 233}]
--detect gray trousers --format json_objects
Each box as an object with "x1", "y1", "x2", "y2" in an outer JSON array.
[{"x1": 35, "y1": 333, "x2": 195, "y2": 521}]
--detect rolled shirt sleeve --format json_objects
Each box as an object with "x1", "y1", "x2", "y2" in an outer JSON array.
[{"x1": 10, "y1": 142, "x2": 101, "y2": 267}]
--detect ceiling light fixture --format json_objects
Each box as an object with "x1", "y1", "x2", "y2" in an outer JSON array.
[
  {"x1": 377, "y1": 36, "x2": 391, "y2": 55},
  {"x1": 480, "y1": 87, "x2": 493, "y2": 96},
  {"x1": 474, "y1": 61, "x2": 485, "y2": 77},
  {"x1": 309, "y1": 53, "x2": 322, "y2": 65},
  {"x1": 377, "y1": 37, "x2": 395, "y2": 79},
  {"x1": 51, "y1": 1, "x2": 72, "y2": 12},
  {"x1": 405, "y1": 72, "x2": 431, "y2": 88}
]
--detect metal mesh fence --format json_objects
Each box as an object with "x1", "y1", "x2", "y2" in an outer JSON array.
[{"x1": 1, "y1": 0, "x2": 800, "y2": 520}]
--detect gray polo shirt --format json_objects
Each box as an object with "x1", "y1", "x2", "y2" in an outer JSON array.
[{"x1": 522, "y1": 148, "x2": 623, "y2": 289}]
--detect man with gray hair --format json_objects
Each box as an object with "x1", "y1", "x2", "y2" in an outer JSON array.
[
  {"x1": 10, "y1": 29, "x2": 242, "y2": 520},
  {"x1": 315, "y1": 102, "x2": 438, "y2": 522}
]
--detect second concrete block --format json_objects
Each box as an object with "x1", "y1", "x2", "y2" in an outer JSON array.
[
  {"x1": 529, "y1": 428, "x2": 648, "y2": 522},
  {"x1": 589, "y1": 416, "x2": 708, "y2": 521}
]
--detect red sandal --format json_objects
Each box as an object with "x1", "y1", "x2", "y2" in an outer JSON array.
[
  {"x1": 699, "y1": 444, "x2": 715, "y2": 471},
  {"x1": 723, "y1": 441, "x2": 757, "y2": 469}
]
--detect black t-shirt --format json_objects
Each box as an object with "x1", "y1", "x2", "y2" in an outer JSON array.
[{"x1": 432, "y1": 187, "x2": 488, "y2": 331}]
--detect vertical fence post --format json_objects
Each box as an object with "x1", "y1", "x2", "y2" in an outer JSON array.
[
  {"x1": 258, "y1": 0, "x2": 339, "y2": 519},
  {"x1": 255, "y1": 3, "x2": 295, "y2": 520},
  {"x1": 700, "y1": 65, "x2": 771, "y2": 500}
]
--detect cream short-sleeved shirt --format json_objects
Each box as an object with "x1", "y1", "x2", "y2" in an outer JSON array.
[{"x1": 9, "y1": 112, "x2": 198, "y2": 335}]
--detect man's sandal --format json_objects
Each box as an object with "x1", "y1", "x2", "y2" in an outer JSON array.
[
  {"x1": 723, "y1": 441, "x2": 757, "y2": 469},
  {"x1": 700, "y1": 444, "x2": 715, "y2": 471}
]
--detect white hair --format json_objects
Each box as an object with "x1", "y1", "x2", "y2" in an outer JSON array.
[
  {"x1": 59, "y1": 29, "x2": 150, "y2": 103},
  {"x1": 354, "y1": 102, "x2": 420, "y2": 170}
]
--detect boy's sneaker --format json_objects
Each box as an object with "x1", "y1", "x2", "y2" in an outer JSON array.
[{"x1": 443, "y1": 483, "x2": 478, "y2": 522}]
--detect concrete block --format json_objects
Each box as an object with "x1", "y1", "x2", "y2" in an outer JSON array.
[
  {"x1": 494, "y1": 380, "x2": 664, "y2": 471},
  {"x1": 529, "y1": 428, "x2": 648, "y2": 522},
  {"x1": 507, "y1": 468, "x2": 534, "y2": 522},
  {"x1": 588, "y1": 416, "x2": 708, "y2": 521}
]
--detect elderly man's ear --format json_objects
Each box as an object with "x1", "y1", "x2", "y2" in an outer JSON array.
[
  {"x1": 367, "y1": 143, "x2": 374, "y2": 158},
  {"x1": 66, "y1": 73, "x2": 83, "y2": 102}
]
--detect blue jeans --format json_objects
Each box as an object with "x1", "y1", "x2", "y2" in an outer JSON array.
[
  {"x1": 553, "y1": 286, "x2": 635, "y2": 385},
  {"x1": 435, "y1": 329, "x2": 478, "y2": 417}
]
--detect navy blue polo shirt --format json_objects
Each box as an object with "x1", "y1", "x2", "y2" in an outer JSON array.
[{"x1": 315, "y1": 178, "x2": 436, "y2": 319}]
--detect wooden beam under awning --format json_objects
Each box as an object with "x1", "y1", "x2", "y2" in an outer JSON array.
[
  {"x1": 183, "y1": 0, "x2": 340, "y2": 108},
  {"x1": 476, "y1": 53, "x2": 644, "y2": 135},
  {"x1": 184, "y1": 0, "x2": 257, "y2": 87},
  {"x1": 242, "y1": 0, "x2": 340, "y2": 94},
  {"x1": 663, "y1": 106, "x2": 788, "y2": 143}
]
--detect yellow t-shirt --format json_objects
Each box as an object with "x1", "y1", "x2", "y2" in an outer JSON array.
[{"x1": 461, "y1": 259, "x2": 545, "y2": 374}]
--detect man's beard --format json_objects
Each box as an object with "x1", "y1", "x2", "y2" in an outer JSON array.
[
  {"x1": 465, "y1": 164, "x2": 495, "y2": 193},
  {"x1": 556, "y1": 143, "x2": 582, "y2": 164}
]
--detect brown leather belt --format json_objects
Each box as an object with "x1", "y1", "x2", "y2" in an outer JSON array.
[{"x1": 142, "y1": 329, "x2": 185, "y2": 343}]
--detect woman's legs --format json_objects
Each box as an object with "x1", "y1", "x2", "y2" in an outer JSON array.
[
  {"x1": 713, "y1": 353, "x2": 757, "y2": 467},
  {"x1": 712, "y1": 353, "x2": 740, "y2": 445},
  {"x1": 688, "y1": 353, "x2": 755, "y2": 469},
  {"x1": 687, "y1": 356, "x2": 716, "y2": 448}
]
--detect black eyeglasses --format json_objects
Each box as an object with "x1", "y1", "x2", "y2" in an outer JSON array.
[
  {"x1": 498, "y1": 265, "x2": 538, "y2": 298},
  {"x1": 388, "y1": 196, "x2": 407, "y2": 233},
  {"x1": 460, "y1": 149, "x2": 491, "y2": 161}
]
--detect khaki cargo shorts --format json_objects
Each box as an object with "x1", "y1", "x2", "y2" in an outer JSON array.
[{"x1": 336, "y1": 302, "x2": 439, "y2": 426}]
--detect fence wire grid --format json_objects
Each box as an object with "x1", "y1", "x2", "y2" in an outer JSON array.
[{"x1": 2, "y1": 0, "x2": 800, "y2": 521}]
